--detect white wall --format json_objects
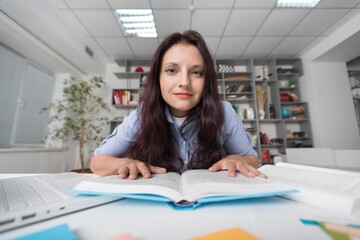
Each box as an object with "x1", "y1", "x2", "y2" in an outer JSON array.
[
  {"x1": 300, "y1": 11, "x2": 360, "y2": 149},
  {"x1": 0, "y1": 146, "x2": 76, "y2": 173},
  {"x1": 302, "y1": 62, "x2": 359, "y2": 148}
]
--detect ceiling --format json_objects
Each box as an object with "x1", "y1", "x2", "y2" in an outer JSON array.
[{"x1": 1, "y1": 0, "x2": 360, "y2": 75}]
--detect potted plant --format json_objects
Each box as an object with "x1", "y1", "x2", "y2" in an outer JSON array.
[{"x1": 44, "y1": 76, "x2": 109, "y2": 172}]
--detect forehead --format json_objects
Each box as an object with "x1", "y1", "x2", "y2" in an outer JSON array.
[{"x1": 162, "y1": 42, "x2": 203, "y2": 65}]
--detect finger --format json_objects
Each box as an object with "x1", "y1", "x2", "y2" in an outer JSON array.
[
  {"x1": 255, "y1": 170, "x2": 267, "y2": 179},
  {"x1": 244, "y1": 165, "x2": 267, "y2": 178},
  {"x1": 128, "y1": 164, "x2": 139, "y2": 180},
  {"x1": 117, "y1": 166, "x2": 130, "y2": 179},
  {"x1": 227, "y1": 162, "x2": 237, "y2": 177},
  {"x1": 137, "y1": 163, "x2": 151, "y2": 178},
  {"x1": 236, "y1": 164, "x2": 255, "y2": 178},
  {"x1": 149, "y1": 165, "x2": 167, "y2": 174},
  {"x1": 209, "y1": 161, "x2": 223, "y2": 172}
]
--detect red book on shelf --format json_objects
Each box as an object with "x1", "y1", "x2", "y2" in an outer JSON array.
[
  {"x1": 260, "y1": 132, "x2": 271, "y2": 145},
  {"x1": 116, "y1": 90, "x2": 122, "y2": 105}
]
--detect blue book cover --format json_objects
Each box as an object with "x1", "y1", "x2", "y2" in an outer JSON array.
[{"x1": 71, "y1": 169, "x2": 297, "y2": 210}]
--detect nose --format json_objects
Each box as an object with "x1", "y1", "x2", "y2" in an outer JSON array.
[{"x1": 178, "y1": 71, "x2": 190, "y2": 88}]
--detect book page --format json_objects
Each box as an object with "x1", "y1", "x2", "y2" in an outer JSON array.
[
  {"x1": 259, "y1": 163, "x2": 360, "y2": 216},
  {"x1": 259, "y1": 163, "x2": 360, "y2": 194},
  {"x1": 73, "y1": 172, "x2": 184, "y2": 202},
  {"x1": 180, "y1": 170, "x2": 293, "y2": 202}
]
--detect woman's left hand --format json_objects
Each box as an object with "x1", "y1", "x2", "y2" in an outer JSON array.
[{"x1": 209, "y1": 154, "x2": 267, "y2": 178}]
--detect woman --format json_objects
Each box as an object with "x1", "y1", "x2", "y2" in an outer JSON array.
[{"x1": 91, "y1": 30, "x2": 266, "y2": 180}]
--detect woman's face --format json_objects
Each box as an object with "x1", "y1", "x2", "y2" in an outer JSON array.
[{"x1": 160, "y1": 42, "x2": 205, "y2": 118}]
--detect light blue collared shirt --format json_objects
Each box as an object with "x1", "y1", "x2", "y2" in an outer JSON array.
[{"x1": 94, "y1": 101, "x2": 257, "y2": 171}]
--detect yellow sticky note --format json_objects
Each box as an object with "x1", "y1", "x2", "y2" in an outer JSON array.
[{"x1": 191, "y1": 227, "x2": 259, "y2": 240}]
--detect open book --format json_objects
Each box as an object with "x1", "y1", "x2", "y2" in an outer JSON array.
[
  {"x1": 258, "y1": 162, "x2": 360, "y2": 216},
  {"x1": 71, "y1": 169, "x2": 296, "y2": 209}
]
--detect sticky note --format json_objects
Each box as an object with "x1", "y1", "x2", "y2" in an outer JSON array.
[
  {"x1": 108, "y1": 233, "x2": 135, "y2": 240},
  {"x1": 300, "y1": 219, "x2": 351, "y2": 240},
  {"x1": 191, "y1": 227, "x2": 259, "y2": 240},
  {"x1": 13, "y1": 223, "x2": 77, "y2": 240}
]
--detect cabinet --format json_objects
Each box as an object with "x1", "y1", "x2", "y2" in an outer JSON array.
[
  {"x1": 216, "y1": 59, "x2": 313, "y2": 164},
  {"x1": 111, "y1": 58, "x2": 313, "y2": 164}
]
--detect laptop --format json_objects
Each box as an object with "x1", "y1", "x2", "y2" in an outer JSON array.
[{"x1": 0, "y1": 172, "x2": 122, "y2": 233}]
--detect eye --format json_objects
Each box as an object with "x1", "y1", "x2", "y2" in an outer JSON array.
[
  {"x1": 165, "y1": 68, "x2": 177, "y2": 74},
  {"x1": 192, "y1": 70, "x2": 204, "y2": 77}
]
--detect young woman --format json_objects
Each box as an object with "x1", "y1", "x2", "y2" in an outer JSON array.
[{"x1": 91, "y1": 30, "x2": 266, "y2": 180}]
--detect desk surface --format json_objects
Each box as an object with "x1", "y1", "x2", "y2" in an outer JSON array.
[{"x1": 2, "y1": 174, "x2": 360, "y2": 240}]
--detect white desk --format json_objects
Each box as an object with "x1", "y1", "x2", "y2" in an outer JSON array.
[{"x1": 1, "y1": 174, "x2": 360, "y2": 240}]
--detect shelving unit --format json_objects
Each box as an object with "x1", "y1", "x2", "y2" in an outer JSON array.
[
  {"x1": 111, "y1": 58, "x2": 313, "y2": 164},
  {"x1": 216, "y1": 59, "x2": 313, "y2": 164},
  {"x1": 110, "y1": 60, "x2": 151, "y2": 131}
]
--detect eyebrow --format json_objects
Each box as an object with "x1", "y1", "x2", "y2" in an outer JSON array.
[{"x1": 162, "y1": 62, "x2": 204, "y2": 69}]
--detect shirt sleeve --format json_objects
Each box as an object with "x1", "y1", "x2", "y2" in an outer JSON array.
[
  {"x1": 222, "y1": 101, "x2": 257, "y2": 157},
  {"x1": 94, "y1": 108, "x2": 140, "y2": 157}
]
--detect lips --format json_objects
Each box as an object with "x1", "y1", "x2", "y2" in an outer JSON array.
[{"x1": 174, "y1": 92, "x2": 193, "y2": 99}]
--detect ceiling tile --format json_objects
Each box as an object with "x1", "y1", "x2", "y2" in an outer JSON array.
[
  {"x1": 98, "y1": 55, "x2": 115, "y2": 64},
  {"x1": 269, "y1": 36, "x2": 315, "y2": 58},
  {"x1": 191, "y1": 9, "x2": 231, "y2": 36},
  {"x1": 58, "y1": 10, "x2": 90, "y2": 37},
  {"x1": 323, "y1": 9, "x2": 360, "y2": 35},
  {"x1": 315, "y1": 0, "x2": 360, "y2": 8},
  {"x1": 216, "y1": 37, "x2": 252, "y2": 57},
  {"x1": 64, "y1": 0, "x2": 109, "y2": 9},
  {"x1": 107, "y1": 0, "x2": 150, "y2": 9},
  {"x1": 296, "y1": 36, "x2": 327, "y2": 56},
  {"x1": 96, "y1": 37, "x2": 133, "y2": 56},
  {"x1": 193, "y1": 0, "x2": 235, "y2": 8},
  {"x1": 74, "y1": 10, "x2": 123, "y2": 37},
  {"x1": 242, "y1": 37, "x2": 283, "y2": 58},
  {"x1": 154, "y1": 10, "x2": 190, "y2": 37},
  {"x1": 224, "y1": 9, "x2": 270, "y2": 36},
  {"x1": 128, "y1": 38, "x2": 159, "y2": 58},
  {"x1": 257, "y1": 9, "x2": 310, "y2": 36},
  {"x1": 83, "y1": 37, "x2": 106, "y2": 55},
  {"x1": 150, "y1": 0, "x2": 191, "y2": 9},
  {"x1": 290, "y1": 9, "x2": 348, "y2": 36},
  {"x1": 49, "y1": 0, "x2": 69, "y2": 9},
  {"x1": 234, "y1": 0, "x2": 277, "y2": 8},
  {"x1": 203, "y1": 37, "x2": 221, "y2": 56}
]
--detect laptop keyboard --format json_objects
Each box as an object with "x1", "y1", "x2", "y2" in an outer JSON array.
[{"x1": 0, "y1": 177, "x2": 66, "y2": 213}]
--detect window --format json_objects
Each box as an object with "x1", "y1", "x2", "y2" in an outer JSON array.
[{"x1": 0, "y1": 44, "x2": 54, "y2": 147}]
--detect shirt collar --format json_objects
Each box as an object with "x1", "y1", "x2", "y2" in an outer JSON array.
[{"x1": 165, "y1": 107, "x2": 175, "y2": 124}]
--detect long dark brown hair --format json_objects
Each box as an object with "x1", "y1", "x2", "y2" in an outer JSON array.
[{"x1": 126, "y1": 30, "x2": 224, "y2": 172}]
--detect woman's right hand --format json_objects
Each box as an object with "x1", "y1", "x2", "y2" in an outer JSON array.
[
  {"x1": 90, "y1": 155, "x2": 167, "y2": 179},
  {"x1": 117, "y1": 158, "x2": 167, "y2": 179}
]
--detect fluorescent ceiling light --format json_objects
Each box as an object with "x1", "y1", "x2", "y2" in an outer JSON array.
[
  {"x1": 114, "y1": 9, "x2": 157, "y2": 38},
  {"x1": 276, "y1": 0, "x2": 320, "y2": 8}
]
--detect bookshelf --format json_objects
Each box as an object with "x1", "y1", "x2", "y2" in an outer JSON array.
[
  {"x1": 215, "y1": 59, "x2": 313, "y2": 164},
  {"x1": 110, "y1": 60, "x2": 151, "y2": 131}
]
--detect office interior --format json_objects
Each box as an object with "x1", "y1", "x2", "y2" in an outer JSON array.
[{"x1": 0, "y1": 0, "x2": 360, "y2": 173}]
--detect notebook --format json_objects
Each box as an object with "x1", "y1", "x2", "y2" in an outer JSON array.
[{"x1": 0, "y1": 172, "x2": 122, "y2": 233}]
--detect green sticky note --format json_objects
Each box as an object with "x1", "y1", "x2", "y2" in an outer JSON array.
[{"x1": 318, "y1": 222, "x2": 350, "y2": 240}]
